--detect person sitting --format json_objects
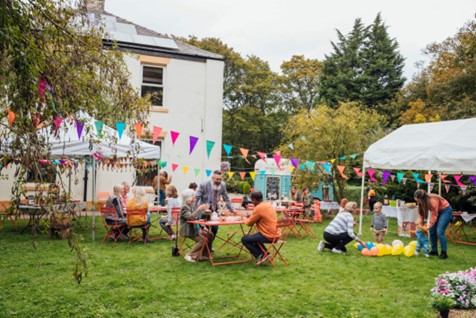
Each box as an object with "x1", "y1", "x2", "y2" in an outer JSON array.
[
  {"x1": 318, "y1": 202, "x2": 367, "y2": 254},
  {"x1": 241, "y1": 191, "x2": 281, "y2": 264},
  {"x1": 302, "y1": 186, "x2": 313, "y2": 218},
  {"x1": 105, "y1": 184, "x2": 129, "y2": 240},
  {"x1": 290, "y1": 185, "x2": 302, "y2": 202},
  {"x1": 126, "y1": 187, "x2": 151, "y2": 242},
  {"x1": 188, "y1": 182, "x2": 198, "y2": 192},
  {"x1": 159, "y1": 185, "x2": 181, "y2": 240},
  {"x1": 179, "y1": 189, "x2": 214, "y2": 262}
]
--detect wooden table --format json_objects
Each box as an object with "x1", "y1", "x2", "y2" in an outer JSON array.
[{"x1": 187, "y1": 218, "x2": 254, "y2": 266}]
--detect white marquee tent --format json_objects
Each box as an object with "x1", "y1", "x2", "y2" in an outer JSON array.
[{"x1": 358, "y1": 118, "x2": 476, "y2": 234}]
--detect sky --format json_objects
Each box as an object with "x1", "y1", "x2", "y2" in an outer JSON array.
[{"x1": 105, "y1": 0, "x2": 475, "y2": 81}]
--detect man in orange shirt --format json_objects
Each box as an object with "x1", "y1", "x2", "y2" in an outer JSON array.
[{"x1": 242, "y1": 191, "x2": 281, "y2": 264}]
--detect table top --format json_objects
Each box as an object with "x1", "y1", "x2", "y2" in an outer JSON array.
[
  {"x1": 320, "y1": 201, "x2": 340, "y2": 210},
  {"x1": 188, "y1": 218, "x2": 245, "y2": 226},
  {"x1": 149, "y1": 206, "x2": 167, "y2": 212}
]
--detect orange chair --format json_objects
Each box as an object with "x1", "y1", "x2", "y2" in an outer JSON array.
[
  {"x1": 231, "y1": 197, "x2": 244, "y2": 211},
  {"x1": 100, "y1": 207, "x2": 126, "y2": 243},
  {"x1": 257, "y1": 221, "x2": 289, "y2": 268},
  {"x1": 126, "y1": 209, "x2": 150, "y2": 244},
  {"x1": 96, "y1": 192, "x2": 111, "y2": 210}
]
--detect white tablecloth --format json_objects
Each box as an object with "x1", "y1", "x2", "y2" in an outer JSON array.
[
  {"x1": 382, "y1": 206, "x2": 419, "y2": 226},
  {"x1": 320, "y1": 201, "x2": 340, "y2": 211}
]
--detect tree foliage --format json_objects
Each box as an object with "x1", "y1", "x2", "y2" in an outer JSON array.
[{"x1": 279, "y1": 103, "x2": 385, "y2": 201}]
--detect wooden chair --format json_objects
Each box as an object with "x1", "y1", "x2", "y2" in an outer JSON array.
[
  {"x1": 126, "y1": 209, "x2": 150, "y2": 244},
  {"x1": 100, "y1": 207, "x2": 126, "y2": 243},
  {"x1": 257, "y1": 221, "x2": 289, "y2": 268}
]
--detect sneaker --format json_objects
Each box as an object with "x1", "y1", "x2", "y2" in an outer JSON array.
[
  {"x1": 424, "y1": 254, "x2": 430, "y2": 258},
  {"x1": 169, "y1": 234, "x2": 176, "y2": 241},
  {"x1": 317, "y1": 241, "x2": 326, "y2": 252},
  {"x1": 184, "y1": 255, "x2": 196, "y2": 263},
  {"x1": 439, "y1": 251, "x2": 448, "y2": 259},
  {"x1": 413, "y1": 251, "x2": 419, "y2": 256},
  {"x1": 256, "y1": 254, "x2": 270, "y2": 266},
  {"x1": 331, "y1": 248, "x2": 343, "y2": 254},
  {"x1": 429, "y1": 251, "x2": 439, "y2": 256}
]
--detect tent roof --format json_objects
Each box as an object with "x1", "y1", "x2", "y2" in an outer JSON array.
[{"x1": 363, "y1": 118, "x2": 476, "y2": 174}]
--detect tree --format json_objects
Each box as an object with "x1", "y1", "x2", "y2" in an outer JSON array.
[
  {"x1": 279, "y1": 55, "x2": 323, "y2": 113},
  {"x1": 279, "y1": 103, "x2": 385, "y2": 201},
  {"x1": 0, "y1": 0, "x2": 148, "y2": 282}
]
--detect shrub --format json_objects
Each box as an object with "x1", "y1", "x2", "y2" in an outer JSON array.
[
  {"x1": 430, "y1": 267, "x2": 476, "y2": 309},
  {"x1": 242, "y1": 182, "x2": 251, "y2": 194}
]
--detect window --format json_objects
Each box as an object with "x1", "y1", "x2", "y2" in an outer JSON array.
[{"x1": 141, "y1": 66, "x2": 163, "y2": 106}]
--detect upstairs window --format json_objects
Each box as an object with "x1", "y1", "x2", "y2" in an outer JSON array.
[{"x1": 141, "y1": 66, "x2": 163, "y2": 106}]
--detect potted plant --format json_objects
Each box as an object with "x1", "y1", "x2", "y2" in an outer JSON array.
[{"x1": 430, "y1": 293, "x2": 455, "y2": 318}]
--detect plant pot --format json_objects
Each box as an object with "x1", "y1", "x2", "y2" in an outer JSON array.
[{"x1": 439, "y1": 309, "x2": 449, "y2": 318}]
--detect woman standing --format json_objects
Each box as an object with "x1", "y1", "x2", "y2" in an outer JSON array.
[{"x1": 413, "y1": 189, "x2": 453, "y2": 259}]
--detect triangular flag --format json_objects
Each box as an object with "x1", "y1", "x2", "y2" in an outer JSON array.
[
  {"x1": 271, "y1": 168, "x2": 277, "y2": 174},
  {"x1": 306, "y1": 161, "x2": 316, "y2": 171},
  {"x1": 134, "y1": 123, "x2": 143, "y2": 139},
  {"x1": 445, "y1": 184, "x2": 450, "y2": 193},
  {"x1": 227, "y1": 171, "x2": 234, "y2": 179},
  {"x1": 273, "y1": 155, "x2": 281, "y2": 168},
  {"x1": 239, "y1": 172, "x2": 246, "y2": 180},
  {"x1": 257, "y1": 152, "x2": 267, "y2": 162},
  {"x1": 367, "y1": 169, "x2": 377, "y2": 182},
  {"x1": 429, "y1": 183, "x2": 435, "y2": 192},
  {"x1": 205, "y1": 169, "x2": 212, "y2": 177},
  {"x1": 95, "y1": 121, "x2": 104, "y2": 137},
  {"x1": 397, "y1": 172, "x2": 404, "y2": 183},
  {"x1": 172, "y1": 163, "x2": 178, "y2": 172},
  {"x1": 76, "y1": 120, "x2": 84, "y2": 139},
  {"x1": 288, "y1": 143, "x2": 294, "y2": 150},
  {"x1": 206, "y1": 140, "x2": 215, "y2": 159},
  {"x1": 402, "y1": 177, "x2": 407, "y2": 185},
  {"x1": 290, "y1": 158, "x2": 299, "y2": 168},
  {"x1": 240, "y1": 148, "x2": 250, "y2": 164},
  {"x1": 461, "y1": 186, "x2": 467, "y2": 194},
  {"x1": 259, "y1": 169, "x2": 266, "y2": 175},
  {"x1": 300, "y1": 135, "x2": 307, "y2": 141},
  {"x1": 453, "y1": 175, "x2": 465, "y2": 187},
  {"x1": 424, "y1": 173, "x2": 433, "y2": 184},
  {"x1": 300, "y1": 164, "x2": 306, "y2": 171},
  {"x1": 440, "y1": 174, "x2": 451, "y2": 183},
  {"x1": 339, "y1": 156, "x2": 347, "y2": 161},
  {"x1": 194, "y1": 168, "x2": 200, "y2": 176},
  {"x1": 249, "y1": 171, "x2": 256, "y2": 180},
  {"x1": 353, "y1": 167, "x2": 363, "y2": 177},
  {"x1": 159, "y1": 160, "x2": 167, "y2": 168},
  {"x1": 189, "y1": 136, "x2": 199, "y2": 155},
  {"x1": 390, "y1": 175, "x2": 395, "y2": 182},
  {"x1": 322, "y1": 163, "x2": 332, "y2": 174},
  {"x1": 54, "y1": 116, "x2": 63, "y2": 133},
  {"x1": 116, "y1": 122, "x2": 126, "y2": 140},
  {"x1": 349, "y1": 154, "x2": 358, "y2": 159},
  {"x1": 337, "y1": 165, "x2": 349, "y2": 179},
  {"x1": 382, "y1": 171, "x2": 391, "y2": 185},
  {"x1": 170, "y1": 131, "x2": 180, "y2": 145},
  {"x1": 289, "y1": 166, "x2": 295, "y2": 173},
  {"x1": 152, "y1": 126, "x2": 162, "y2": 144},
  {"x1": 223, "y1": 144, "x2": 232, "y2": 156},
  {"x1": 182, "y1": 166, "x2": 189, "y2": 174},
  {"x1": 330, "y1": 159, "x2": 336, "y2": 164},
  {"x1": 469, "y1": 176, "x2": 476, "y2": 186},
  {"x1": 412, "y1": 173, "x2": 426, "y2": 184}
]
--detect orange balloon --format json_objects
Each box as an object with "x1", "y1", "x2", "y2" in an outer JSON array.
[
  {"x1": 361, "y1": 248, "x2": 370, "y2": 256},
  {"x1": 370, "y1": 247, "x2": 379, "y2": 256}
]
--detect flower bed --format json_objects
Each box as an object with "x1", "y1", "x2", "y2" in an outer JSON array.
[{"x1": 431, "y1": 267, "x2": 476, "y2": 310}]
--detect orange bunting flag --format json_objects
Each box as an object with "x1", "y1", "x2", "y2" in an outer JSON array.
[
  {"x1": 134, "y1": 122, "x2": 143, "y2": 139},
  {"x1": 353, "y1": 167, "x2": 364, "y2": 177},
  {"x1": 249, "y1": 171, "x2": 256, "y2": 180},
  {"x1": 182, "y1": 166, "x2": 189, "y2": 174},
  {"x1": 227, "y1": 171, "x2": 234, "y2": 179},
  {"x1": 257, "y1": 152, "x2": 267, "y2": 162},
  {"x1": 337, "y1": 165, "x2": 349, "y2": 179},
  {"x1": 239, "y1": 172, "x2": 246, "y2": 180},
  {"x1": 7, "y1": 109, "x2": 15, "y2": 126},
  {"x1": 240, "y1": 148, "x2": 250, "y2": 164},
  {"x1": 152, "y1": 126, "x2": 162, "y2": 144},
  {"x1": 425, "y1": 173, "x2": 433, "y2": 183}
]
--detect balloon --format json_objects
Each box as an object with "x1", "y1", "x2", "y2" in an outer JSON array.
[
  {"x1": 366, "y1": 242, "x2": 375, "y2": 249},
  {"x1": 403, "y1": 245, "x2": 416, "y2": 257},
  {"x1": 408, "y1": 241, "x2": 417, "y2": 248},
  {"x1": 357, "y1": 244, "x2": 363, "y2": 251},
  {"x1": 391, "y1": 245, "x2": 403, "y2": 255},
  {"x1": 392, "y1": 239, "x2": 404, "y2": 247},
  {"x1": 376, "y1": 244, "x2": 386, "y2": 256},
  {"x1": 384, "y1": 245, "x2": 392, "y2": 255},
  {"x1": 369, "y1": 247, "x2": 379, "y2": 256},
  {"x1": 361, "y1": 248, "x2": 369, "y2": 256},
  {"x1": 353, "y1": 242, "x2": 359, "y2": 249}
]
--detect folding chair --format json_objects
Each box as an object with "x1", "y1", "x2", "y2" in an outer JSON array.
[
  {"x1": 231, "y1": 197, "x2": 244, "y2": 211},
  {"x1": 100, "y1": 207, "x2": 126, "y2": 243},
  {"x1": 257, "y1": 221, "x2": 288, "y2": 268},
  {"x1": 126, "y1": 209, "x2": 150, "y2": 244}
]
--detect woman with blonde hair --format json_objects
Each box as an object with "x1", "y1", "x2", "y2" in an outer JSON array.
[
  {"x1": 317, "y1": 202, "x2": 367, "y2": 254},
  {"x1": 413, "y1": 189, "x2": 452, "y2": 259},
  {"x1": 105, "y1": 184, "x2": 128, "y2": 239},
  {"x1": 159, "y1": 185, "x2": 181, "y2": 240},
  {"x1": 126, "y1": 187, "x2": 151, "y2": 242}
]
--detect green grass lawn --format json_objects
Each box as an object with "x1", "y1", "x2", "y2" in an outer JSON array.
[{"x1": 0, "y1": 215, "x2": 475, "y2": 318}]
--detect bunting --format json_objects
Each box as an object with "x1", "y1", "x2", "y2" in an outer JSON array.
[
  {"x1": 424, "y1": 173, "x2": 433, "y2": 183},
  {"x1": 396, "y1": 172, "x2": 404, "y2": 183},
  {"x1": 382, "y1": 171, "x2": 391, "y2": 185},
  {"x1": 440, "y1": 174, "x2": 451, "y2": 183},
  {"x1": 189, "y1": 136, "x2": 199, "y2": 154},
  {"x1": 469, "y1": 176, "x2": 476, "y2": 186},
  {"x1": 290, "y1": 158, "x2": 299, "y2": 168},
  {"x1": 240, "y1": 148, "x2": 250, "y2": 164},
  {"x1": 182, "y1": 166, "x2": 189, "y2": 174},
  {"x1": 172, "y1": 163, "x2": 178, "y2": 172},
  {"x1": 76, "y1": 120, "x2": 84, "y2": 139},
  {"x1": 412, "y1": 173, "x2": 426, "y2": 184},
  {"x1": 223, "y1": 144, "x2": 232, "y2": 156},
  {"x1": 206, "y1": 140, "x2": 215, "y2": 159},
  {"x1": 239, "y1": 172, "x2": 246, "y2": 180},
  {"x1": 116, "y1": 122, "x2": 126, "y2": 140},
  {"x1": 353, "y1": 167, "x2": 363, "y2": 177},
  {"x1": 227, "y1": 171, "x2": 234, "y2": 179},
  {"x1": 205, "y1": 169, "x2": 212, "y2": 177},
  {"x1": 306, "y1": 160, "x2": 316, "y2": 171},
  {"x1": 170, "y1": 131, "x2": 180, "y2": 145},
  {"x1": 367, "y1": 169, "x2": 377, "y2": 182},
  {"x1": 194, "y1": 168, "x2": 200, "y2": 176},
  {"x1": 453, "y1": 175, "x2": 465, "y2": 188},
  {"x1": 445, "y1": 184, "x2": 450, "y2": 193},
  {"x1": 54, "y1": 116, "x2": 63, "y2": 134},
  {"x1": 288, "y1": 143, "x2": 294, "y2": 150},
  {"x1": 249, "y1": 171, "x2": 256, "y2": 180},
  {"x1": 257, "y1": 152, "x2": 267, "y2": 162},
  {"x1": 273, "y1": 154, "x2": 282, "y2": 169},
  {"x1": 134, "y1": 122, "x2": 143, "y2": 139},
  {"x1": 152, "y1": 126, "x2": 162, "y2": 144},
  {"x1": 337, "y1": 165, "x2": 349, "y2": 179},
  {"x1": 322, "y1": 163, "x2": 331, "y2": 174}
]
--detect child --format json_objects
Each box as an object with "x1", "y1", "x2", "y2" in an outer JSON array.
[
  {"x1": 412, "y1": 222, "x2": 430, "y2": 257},
  {"x1": 370, "y1": 202, "x2": 387, "y2": 243}
]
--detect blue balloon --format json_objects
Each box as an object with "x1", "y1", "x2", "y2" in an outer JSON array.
[
  {"x1": 357, "y1": 244, "x2": 363, "y2": 251},
  {"x1": 366, "y1": 242, "x2": 375, "y2": 249}
]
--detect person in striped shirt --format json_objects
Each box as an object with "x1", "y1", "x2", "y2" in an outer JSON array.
[{"x1": 318, "y1": 202, "x2": 367, "y2": 254}]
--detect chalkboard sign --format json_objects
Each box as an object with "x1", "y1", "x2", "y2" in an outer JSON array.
[{"x1": 266, "y1": 176, "x2": 280, "y2": 200}]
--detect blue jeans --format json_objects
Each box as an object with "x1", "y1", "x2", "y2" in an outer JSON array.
[
  {"x1": 241, "y1": 232, "x2": 272, "y2": 258},
  {"x1": 429, "y1": 205, "x2": 453, "y2": 252},
  {"x1": 416, "y1": 229, "x2": 429, "y2": 254},
  {"x1": 159, "y1": 190, "x2": 166, "y2": 206}
]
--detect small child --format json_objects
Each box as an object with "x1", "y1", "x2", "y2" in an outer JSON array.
[
  {"x1": 412, "y1": 221, "x2": 430, "y2": 257},
  {"x1": 370, "y1": 202, "x2": 387, "y2": 243}
]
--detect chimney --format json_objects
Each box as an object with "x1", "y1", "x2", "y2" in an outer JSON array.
[{"x1": 84, "y1": 0, "x2": 105, "y2": 12}]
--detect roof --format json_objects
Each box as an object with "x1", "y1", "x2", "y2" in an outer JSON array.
[
  {"x1": 363, "y1": 118, "x2": 476, "y2": 174},
  {"x1": 87, "y1": 11, "x2": 223, "y2": 61}
]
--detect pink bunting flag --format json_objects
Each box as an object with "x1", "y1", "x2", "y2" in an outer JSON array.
[
  {"x1": 170, "y1": 131, "x2": 180, "y2": 145},
  {"x1": 453, "y1": 175, "x2": 465, "y2": 188},
  {"x1": 390, "y1": 175, "x2": 395, "y2": 182},
  {"x1": 257, "y1": 152, "x2": 267, "y2": 162},
  {"x1": 152, "y1": 126, "x2": 162, "y2": 144},
  {"x1": 353, "y1": 167, "x2": 363, "y2": 177},
  {"x1": 239, "y1": 172, "x2": 246, "y2": 180},
  {"x1": 425, "y1": 173, "x2": 433, "y2": 183},
  {"x1": 240, "y1": 148, "x2": 250, "y2": 164},
  {"x1": 134, "y1": 123, "x2": 143, "y2": 139},
  {"x1": 273, "y1": 154, "x2": 284, "y2": 170},
  {"x1": 172, "y1": 163, "x2": 178, "y2": 172},
  {"x1": 38, "y1": 78, "x2": 46, "y2": 102},
  {"x1": 440, "y1": 174, "x2": 451, "y2": 183},
  {"x1": 189, "y1": 136, "x2": 199, "y2": 154},
  {"x1": 54, "y1": 116, "x2": 63, "y2": 134},
  {"x1": 290, "y1": 158, "x2": 299, "y2": 168},
  {"x1": 39, "y1": 159, "x2": 49, "y2": 165},
  {"x1": 445, "y1": 184, "x2": 450, "y2": 193},
  {"x1": 367, "y1": 169, "x2": 377, "y2": 182},
  {"x1": 337, "y1": 165, "x2": 349, "y2": 179}
]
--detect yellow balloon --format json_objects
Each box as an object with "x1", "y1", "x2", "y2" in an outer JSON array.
[
  {"x1": 376, "y1": 244, "x2": 386, "y2": 256},
  {"x1": 391, "y1": 245, "x2": 403, "y2": 255},
  {"x1": 403, "y1": 245, "x2": 416, "y2": 257},
  {"x1": 384, "y1": 245, "x2": 392, "y2": 255},
  {"x1": 408, "y1": 241, "x2": 417, "y2": 248},
  {"x1": 353, "y1": 242, "x2": 359, "y2": 249}
]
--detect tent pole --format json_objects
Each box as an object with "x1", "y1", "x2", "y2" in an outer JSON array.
[
  {"x1": 358, "y1": 165, "x2": 366, "y2": 235},
  {"x1": 438, "y1": 172, "x2": 442, "y2": 195},
  {"x1": 91, "y1": 156, "x2": 96, "y2": 241},
  {"x1": 427, "y1": 170, "x2": 431, "y2": 192}
]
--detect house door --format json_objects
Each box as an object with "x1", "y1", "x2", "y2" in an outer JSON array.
[{"x1": 266, "y1": 176, "x2": 280, "y2": 201}]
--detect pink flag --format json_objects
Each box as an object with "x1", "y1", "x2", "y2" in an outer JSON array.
[
  {"x1": 453, "y1": 175, "x2": 465, "y2": 187},
  {"x1": 54, "y1": 116, "x2": 63, "y2": 134},
  {"x1": 152, "y1": 126, "x2": 162, "y2": 144},
  {"x1": 239, "y1": 172, "x2": 246, "y2": 180},
  {"x1": 170, "y1": 131, "x2": 180, "y2": 145},
  {"x1": 390, "y1": 174, "x2": 395, "y2": 182},
  {"x1": 257, "y1": 152, "x2": 267, "y2": 162},
  {"x1": 172, "y1": 163, "x2": 179, "y2": 172},
  {"x1": 440, "y1": 174, "x2": 451, "y2": 183},
  {"x1": 425, "y1": 173, "x2": 433, "y2": 183},
  {"x1": 189, "y1": 136, "x2": 199, "y2": 154},
  {"x1": 445, "y1": 184, "x2": 450, "y2": 193},
  {"x1": 273, "y1": 154, "x2": 283, "y2": 170},
  {"x1": 353, "y1": 167, "x2": 363, "y2": 177},
  {"x1": 367, "y1": 169, "x2": 377, "y2": 182},
  {"x1": 240, "y1": 148, "x2": 250, "y2": 164},
  {"x1": 337, "y1": 165, "x2": 349, "y2": 179}
]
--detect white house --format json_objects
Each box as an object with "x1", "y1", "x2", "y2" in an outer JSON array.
[{"x1": 0, "y1": 0, "x2": 224, "y2": 206}]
